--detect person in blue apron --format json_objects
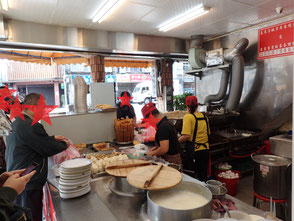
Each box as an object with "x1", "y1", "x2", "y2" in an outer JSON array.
[{"x1": 178, "y1": 95, "x2": 210, "y2": 181}]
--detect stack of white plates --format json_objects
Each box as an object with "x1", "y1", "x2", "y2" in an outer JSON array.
[{"x1": 59, "y1": 158, "x2": 92, "y2": 199}]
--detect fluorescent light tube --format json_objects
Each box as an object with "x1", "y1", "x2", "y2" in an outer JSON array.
[
  {"x1": 1, "y1": 0, "x2": 8, "y2": 11},
  {"x1": 92, "y1": 0, "x2": 124, "y2": 23},
  {"x1": 159, "y1": 5, "x2": 209, "y2": 32}
]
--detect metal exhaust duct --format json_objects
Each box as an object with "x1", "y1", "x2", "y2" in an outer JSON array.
[
  {"x1": 73, "y1": 76, "x2": 88, "y2": 113},
  {"x1": 204, "y1": 70, "x2": 230, "y2": 104},
  {"x1": 190, "y1": 35, "x2": 206, "y2": 64},
  {"x1": 190, "y1": 35, "x2": 204, "y2": 48},
  {"x1": 224, "y1": 38, "x2": 249, "y2": 111}
]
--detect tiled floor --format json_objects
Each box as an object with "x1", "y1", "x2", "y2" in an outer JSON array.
[
  {"x1": 234, "y1": 172, "x2": 255, "y2": 205},
  {"x1": 235, "y1": 172, "x2": 270, "y2": 212}
]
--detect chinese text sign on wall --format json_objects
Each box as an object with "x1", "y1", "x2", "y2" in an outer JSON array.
[{"x1": 258, "y1": 19, "x2": 294, "y2": 60}]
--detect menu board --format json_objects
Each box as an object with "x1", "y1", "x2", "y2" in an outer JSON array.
[{"x1": 258, "y1": 19, "x2": 294, "y2": 60}]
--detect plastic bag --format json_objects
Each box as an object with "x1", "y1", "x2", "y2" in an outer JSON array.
[
  {"x1": 53, "y1": 140, "x2": 81, "y2": 165},
  {"x1": 134, "y1": 126, "x2": 156, "y2": 143},
  {"x1": 145, "y1": 126, "x2": 156, "y2": 142}
]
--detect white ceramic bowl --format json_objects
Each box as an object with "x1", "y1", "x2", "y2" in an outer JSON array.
[
  {"x1": 59, "y1": 185, "x2": 91, "y2": 199},
  {"x1": 249, "y1": 215, "x2": 264, "y2": 221},
  {"x1": 60, "y1": 158, "x2": 92, "y2": 170},
  {"x1": 224, "y1": 210, "x2": 252, "y2": 221}
]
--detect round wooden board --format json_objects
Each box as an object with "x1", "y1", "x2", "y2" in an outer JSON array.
[
  {"x1": 105, "y1": 159, "x2": 151, "y2": 177},
  {"x1": 127, "y1": 165, "x2": 182, "y2": 190}
]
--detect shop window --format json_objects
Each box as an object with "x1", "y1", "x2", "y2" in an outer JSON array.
[{"x1": 172, "y1": 61, "x2": 195, "y2": 96}]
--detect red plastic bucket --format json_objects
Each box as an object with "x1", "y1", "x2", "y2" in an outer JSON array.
[{"x1": 215, "y1": 170, "x2": 240, "y2": 196}]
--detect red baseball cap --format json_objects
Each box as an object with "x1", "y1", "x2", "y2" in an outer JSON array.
[
  {"x1": 185, "y1": 96, "x2": 198, "y2": 106},
  {"x1": 141, "y1": 103, "x2": 157, "y2": 118}
]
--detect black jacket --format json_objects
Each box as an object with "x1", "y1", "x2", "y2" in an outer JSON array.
[
  {"x1": 116, "y1": 103, "x2": 136, "y2": 119},
  {"x1": 0, "y1": 187, "x2": 17, "y2": 221},
  {"x1": 5, "y1": 115, "x2": 67, "y2": 190}
]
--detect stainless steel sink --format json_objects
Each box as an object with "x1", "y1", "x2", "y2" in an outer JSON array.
[{"x1": 270, "y1": 134, "x2": 292, "y2": 159}]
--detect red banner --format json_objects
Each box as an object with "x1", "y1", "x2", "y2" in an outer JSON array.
[
  {"x1": 258, "y1": 19, "x2": 294, "y2": 60},
  {"x1": 130, "y1": 74, "x2": 151, "y2": 82}
]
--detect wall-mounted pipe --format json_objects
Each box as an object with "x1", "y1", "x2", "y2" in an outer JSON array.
[
  {"x1": 189, "y1": 35, "x2": 206, "y2": 68},
  {"x1": 224, "y1": 38, "x2": 249, "y2": 61},
  {"x1": 190, "y1": 35, "x2": 204, "y2": 48},
  {"x1": 225, "y1": 56, "x2": 244, "y2": 110},
  {"x1": 224, "y1": 38, "x2": 249, "y2": 111},
  {"x1": 73, "y1": 76, "x2": 88, "y2": 113},
  {"x1": 204, "y1": 70, "x2": 230, "y2": 104}
]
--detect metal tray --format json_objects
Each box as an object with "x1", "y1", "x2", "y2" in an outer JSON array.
[
  {"x1": 115, "y1": 141, "x2": 133, "y2": 145},
  {"x1": 83, "y1": 152, "x2": 126, "y2": 179}
]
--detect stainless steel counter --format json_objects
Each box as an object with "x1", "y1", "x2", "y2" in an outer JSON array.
[{"x1": 48, "y1": 172, "x2": 266, "y2": 221}]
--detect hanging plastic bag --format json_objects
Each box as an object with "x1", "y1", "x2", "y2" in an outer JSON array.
[
  {"x1": 145, "y1": 126, "x2": 156, "y2": 142},
  {"x1": 53, "y1": 139, "x2": 81, "y2": 165},
  {"x1": 137, "y1": 126, "x2": 157, "y2": 143}
]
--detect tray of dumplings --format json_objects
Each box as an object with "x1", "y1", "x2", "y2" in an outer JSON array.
[{"x1": 85, "y1": 152, "x2": 129, "y2": 178}]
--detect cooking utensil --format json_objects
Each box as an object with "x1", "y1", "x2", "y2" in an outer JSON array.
[
  {"x1": 224, "y1": 210, "x2": 251, "y2": 221},
  {"x1": 147, "y1": 181, "x2": 212, "y2": 221},
  {"x1": 143, "y1": 164, "x2": 163, "y2": 188},
  {"x1": 109, "y1": 177, "x2": 146, "y2": 198},
  {"x1": 105, "y1": 159, "x2": 151, "y2": 177},
  {"x1": 222, "y1": 204, "x2": 231, "y2": 218},
  {"x1": 206, "y1": 180, "x2": 224, "y2": 194},
  {"x1": 127, "y1": 165, "x2": 182, "y2": 190},
  {"x1": 206, "y1": 180, "x2": 227, "y2": 200},
  {"x1": 212, "y1": 186, "x2": 227, "y2": 200},
  {"x1": 251, "y1": 154, "x2": 291, "y2": 199},
  {"x1": 106, "y1": 162, "x2": 151, "y2": 170}
]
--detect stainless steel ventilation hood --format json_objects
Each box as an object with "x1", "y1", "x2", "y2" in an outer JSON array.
[{"x1": 0, "y1": 19, "x2": 188, "y2": 58}]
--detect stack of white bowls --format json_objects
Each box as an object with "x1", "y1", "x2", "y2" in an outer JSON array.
[{"x1": 59, "y1": 158, "x2": 92, "y2": 199}]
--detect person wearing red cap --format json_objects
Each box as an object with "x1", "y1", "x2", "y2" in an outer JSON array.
[
  {"x1": 141, "y1": 103, "x2": 182, "y2": 166},
  {"x1": 178, "y1": 95, "x2": 210, "y2": 181}
]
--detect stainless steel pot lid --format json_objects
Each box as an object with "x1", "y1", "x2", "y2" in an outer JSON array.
[{"x1": 252, "y1": 154, "x2": 291, "y2": 166}]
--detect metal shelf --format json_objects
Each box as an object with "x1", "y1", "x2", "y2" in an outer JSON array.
[{"x1": 184, "y1": 63, "x2": 230, "y2": 79}]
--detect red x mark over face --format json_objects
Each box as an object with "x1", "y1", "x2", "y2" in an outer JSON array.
[
  {"x1": 0, "y1": 85, "x2": 58, "y2": 126},
  {"x1": 0, "y1": 85, "x2": 16, "y2": 112},
  {"x1": 118, "y1": 91, "x2": 133, "y2": 107},
  {"x1": 8, "y1": 96, "x2": 24, "y2": 121},
  {"x1": 141, "y1": 113, "x2": 161, "y2": 129},
  {"x1": 23, "y1": 94, "x2": 58, "y2": 126}
]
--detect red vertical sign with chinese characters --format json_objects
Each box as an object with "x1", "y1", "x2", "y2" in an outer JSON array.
[{"x1": 258, "y1": 19, "x2": 294, "y2": 60}]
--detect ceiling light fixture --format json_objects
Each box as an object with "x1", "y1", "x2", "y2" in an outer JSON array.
[
  {"x1": 1, "y1": 0, "x2": 8, "y2": 11},
  {"x1": 92, "y1": 0, "x2": 124, "y2": 23},
  {"x1": 159, "y1": 5, "x2": 210, "y2": 32}
]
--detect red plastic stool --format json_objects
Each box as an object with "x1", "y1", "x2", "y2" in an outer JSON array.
[{"x1": 253, "y1": 192, "x2": 288, "y2": 221}]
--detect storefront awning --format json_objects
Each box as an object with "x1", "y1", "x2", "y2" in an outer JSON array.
[
  {"x1": 104, "y1": 59, "x2": 152, "y2": 68},
  {"x1": 0, "y1": 50, "x2": 89, "y2": 65},
  {"x1": 0, "y1": 50, "x2": 153, "y2": 68}
]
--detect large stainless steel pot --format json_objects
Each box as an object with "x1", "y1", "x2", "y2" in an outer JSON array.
[
  {"x1": 147, "y1": 181, "x2": 212, "y2": 221},
  {"x1": 252, "y1": 154, "x2": 291, "y2": 199},
  {"x1": 109, "y1": 177, "x2": 146, "y2": 198}
]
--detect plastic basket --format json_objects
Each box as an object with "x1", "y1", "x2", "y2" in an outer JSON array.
[{"x1": 215, "y1": 170, "x2": 240, "y2": 196}]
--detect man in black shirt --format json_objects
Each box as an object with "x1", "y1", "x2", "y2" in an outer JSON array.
[{"x1": 142, "y1": 103, "x2": 182, "y2": 166}]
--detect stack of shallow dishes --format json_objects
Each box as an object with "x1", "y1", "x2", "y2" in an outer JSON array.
[{"x1": 59, "y1": 158, "x2": 92, "y2": 199}]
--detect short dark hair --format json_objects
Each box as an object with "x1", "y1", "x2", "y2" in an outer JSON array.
[
  {"x1": 144, "y1": 109, "x2": 160, "y2": 119},
  {"x1": 23, "y1": 93, "x2": 41, "y2": 105},
  {"x1": 120, "y1": 91, "x2": 131, "y2": 97}
]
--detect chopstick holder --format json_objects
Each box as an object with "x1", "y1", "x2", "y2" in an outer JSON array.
[{"x1": 143, "y1": 164, "x2": 163, "y2": 188}]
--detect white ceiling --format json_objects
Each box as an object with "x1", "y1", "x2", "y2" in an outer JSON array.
[{"x1": 2, "y1": 0, "x2": 294, "y2": 39}]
